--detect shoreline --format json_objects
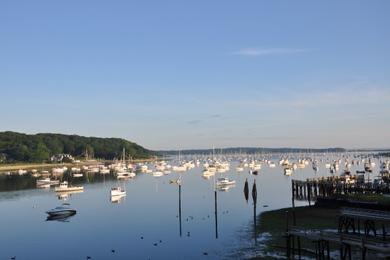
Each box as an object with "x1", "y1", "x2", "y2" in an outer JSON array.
[{"x1": 0, "y1": 158, "x2": 161, "y2": 173}]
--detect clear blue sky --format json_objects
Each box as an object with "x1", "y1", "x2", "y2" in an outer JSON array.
[{"x1": 1, "y1": 0, "x2": 389, "y2": 150}]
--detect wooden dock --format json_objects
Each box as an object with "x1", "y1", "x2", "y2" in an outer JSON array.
[
  {"x1": 292, "y1": 177, "x2": 390, "y2": 202},
  {"x1": 287, "y1": 228, "x2": 390, "y2": 259},
  {"x1": 285, "y1": 207, "x2": 390, "y2": 259},
  {"x1": 288, "y1": 175, "x2": 390, "y2": 259}
]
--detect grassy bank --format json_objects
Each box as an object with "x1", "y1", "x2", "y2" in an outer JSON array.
[
  {"x1": 249, "y1": 205, "x2": 340, "y2": 259},
  {"x1": 335, "y1": 193, "x2": 390, "y2": 205}
]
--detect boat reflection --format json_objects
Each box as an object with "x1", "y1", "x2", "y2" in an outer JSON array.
[
  {"x1": 110, "y1": 194, "x2": 126, "y2": 203},
  {"x1": 37, "y1": 183, "x2": 50, "y2": 189},
  {"x1": 218, "y1": 184, "x2": 235, "y2": 192},
  {"x1": 46, "y1": 212, "x2": 76, "y2": 222},
  {"x1": 57, "y1": 190, "x2": 84, "y2": 200}
]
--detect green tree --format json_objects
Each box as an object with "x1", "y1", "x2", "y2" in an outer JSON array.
[{"x1": 31, "y1": 142, "x2": 49, "y2": 162}]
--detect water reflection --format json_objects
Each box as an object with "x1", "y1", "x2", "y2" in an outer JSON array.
[
  {"x1": 244, "y1": 178, "x2": 249, "y2": 203},
  {"x1": 178, "y1": 183, "x2": 182, "y2": 237},
  {"x1": 57, "y1": 190, "x2": 84, "y2": 201},
  {"x1": 0, "y1": 154, "x2": 383, "y2": 259},
  {"x1": 214, "y1": 188, "x2": 218, "y2": 239},
  {"x1": 46, "y1": 212, "x2": 76, "y2": 222},
  {"x1": 218, "y1": 184, "x2": 235, "y2": 192},
  {"x1": 252, "y1": 180, "x2": 258, "y2": 244},
  {"x1": 110, "y1": 194, "x2": 126, "y2": 203},
  {"x1": 37, "y1": 183, "x2": 51, "y2": 189}
]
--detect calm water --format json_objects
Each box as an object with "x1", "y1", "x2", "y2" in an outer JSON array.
[{"x1": 0, "y1": 155, "x2": 379, "y2": 260}]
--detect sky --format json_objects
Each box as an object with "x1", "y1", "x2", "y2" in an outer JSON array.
[{"x1": 1, "y1": 0, "x2": 389, "y2": 150}]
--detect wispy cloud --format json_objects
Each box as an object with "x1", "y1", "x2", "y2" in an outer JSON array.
[
  {"x1": 187, "y1": 120, "x2": 202, "y2": 125},
  {"x1": 186, "y1": 114, "x2": 224, "y2": 125},
  {"x1": 228, "y1": 86, "x2": 390, "y2": 110},
  {"x1": 234, "y1": 47, "x2": 309, "y2": 57},
  {"x1": 209, "y1": 114, "x2": 222, "y2": 118}
]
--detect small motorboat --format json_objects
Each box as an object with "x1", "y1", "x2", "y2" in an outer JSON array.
[
  {"x1": 100, "y1": 169, "x2": 110, "y2": 174},
  {"x1": 236, "y1": 166, "x2": 244, "y2": 172},
  {"x1": 284, "y1": 168, "x2": 293, "y2": 176},
  {"x1": 55, "y1": 181, "x2": 84, "y2": 192},
  {"x1": 169, "y1": 178, "x2": 181, "y2": 185},
  {"x1": 111, "y1": 187, "x2": 126, "y2": 197},
  {"x1": 203, "y1": 170, "x2": 215, "y2": 178},
  {"x1": 117, "y1": 172, "x2": 136, "y2": 179},
  {"x1": 152, "y1": 171, "x2": 163, "y2": 177},
  {"x1": 46, "y1": 203, "x2": 76, "y2": 217},
  {"x1": 217, "y1": 177, "x2": 236, "y2": 186}
]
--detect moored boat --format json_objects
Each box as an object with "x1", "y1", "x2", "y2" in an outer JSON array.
[
  {"x1": 55, "y1": 181, "x2": 84, "y2": 192},
  {"x1": 217, "y1": 177, "x2": 236, "y2": 186},
  {"x1": 284, "y1": 168, "x2": 293, "y2": 176},
  {"x1": 46, "y1": 203, "x2": 76, "y2": 217},
  {"x1": 152, "y1": 171, "x2": 163, "y2": 177},
  {"x1": 110, "y1": 187, "x2": 126, "y2": 197}
]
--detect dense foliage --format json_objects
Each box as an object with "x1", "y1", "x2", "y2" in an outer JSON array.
[{"x1": 0, "y1": 131, "x2": 153, "y2": 163}]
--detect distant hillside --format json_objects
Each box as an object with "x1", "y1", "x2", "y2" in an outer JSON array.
[
  {"x1": 159, "y1": 147, "x2": 346, "y2": 155},
  {"x1": 0, "y1": 131, "x2": 153, "y2": 163}
]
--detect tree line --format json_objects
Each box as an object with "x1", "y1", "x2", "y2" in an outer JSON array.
[
  {"x1": 0, "y1": 131, "x2": 153, "y2": 163},
  {"x1": 160, "y1": 147, "x2": 347, "y2": 155}
]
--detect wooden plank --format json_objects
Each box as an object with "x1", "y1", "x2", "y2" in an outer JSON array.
[{"x1": 288, "y1": 229, "x2": 390, "y2": 253}]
